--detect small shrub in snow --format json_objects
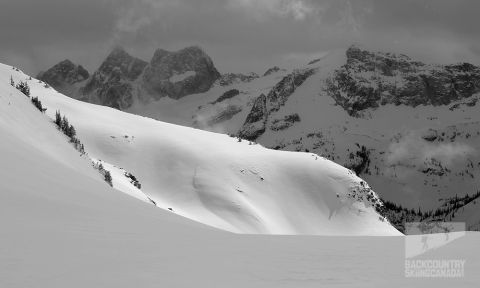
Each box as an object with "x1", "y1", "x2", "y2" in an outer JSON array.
[
  {"x1": 15, "y1": 81, "x2": 30, "y2": 97},
  {"x1": 31, "y1": 97, "x2": 46, "y2": 113},
  {"x1": 55, "y1": 110, "x2": 62, "y2": 126},
  {"x1": 124, "y1": 172, "x2": 142, "y2": 189},
  {"x1": 96, "y1": 163, "x2": 113, "y2": 187},
  {"x1": 104, "y1": 170, "x2": 113, "y2": 187}
]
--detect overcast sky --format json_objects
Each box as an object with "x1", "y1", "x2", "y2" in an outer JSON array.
[{"x1": 1, "y1": 0, "x2": 480, "y2": 75}]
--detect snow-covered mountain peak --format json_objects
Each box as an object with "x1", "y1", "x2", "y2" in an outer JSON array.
[{"x1": 37, "y1": 59, "x2": 89, "y2": 95}]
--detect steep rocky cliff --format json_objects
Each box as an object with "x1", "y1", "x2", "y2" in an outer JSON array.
[
  {"x1": 239, "y1": 68, "x2": 316, "y2": 140},
  {"x1": 142, "y1": 46, "x2": 220, "y2": 100},
  {"x1": 325, "y1": 45, "x2": 480, "y2": 116}
]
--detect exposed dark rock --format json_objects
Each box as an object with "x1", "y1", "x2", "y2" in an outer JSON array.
[
  {"x1": 217, "y1": 72, "x2": 259, "y2": 86},
  {"x1": 422, "y1": 129, "x2": 438, "y2": 142},
  {"x1": 449, "y1": 95, "x2": 479, "y2": 111},
  {"x1": 239, "y1": 68, "x2": 316, "y2": 140},
  {"x1": 308, "y1": 58, "x2": 322, "y2": 65},
  {"x1": 266, "y1": 68, "x2": 316, "y2": 113},
  {"x1": 326, "y1": 45, "x2": 480, "y2": 116},
  {"x1": 142, "y1": 46, "x2": 220, "y2": 100},
  {"x1": 263, "y1": 66, "x2": 283, "y2": 76},
  {"x1": 270, "y1": 113, "x2": 301, "y2": 131},
  {"x1": 238, "y1": 94, "x2": 267, "y2": 141},
  {"x1": 211, "y1": 89, "x2": 240, "y2": 105},
  {"x1": 37, "y1": 60, "x2": 89, "y2": 94},
  {"x1": 421, "y1": 158, "x2": 450, "y2": 176}
]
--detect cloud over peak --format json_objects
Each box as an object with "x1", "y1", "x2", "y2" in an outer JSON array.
[{"x1": 227, "y1": 0, "x2": 319, "y2": 21}]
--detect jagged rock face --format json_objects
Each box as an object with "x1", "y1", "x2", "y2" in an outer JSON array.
[
  {"x1": 217, "y1": 72, "x2": 259, "y2": 86},
  {"x1": 266, "y1": 68, "x2": 316, "y2": 113},
  {"x1": 239, "y1": 68, "x2": 315, "y2": 140},
  {"x1": 37, "y1": 60, "x2": 89, "y2": 94},
  {"x1": 142, "y1": 46, "x2": 220, "y2": 100},
  {"x1": 326, "y1": 45, "x2": 480, "y2": 116},
  {"x1": 211, "y1": 89, "x2": 240, "y2": 105},
  {"x1": 41, "y1": 46, "x2": 221, "y2": 109},
  {"x1": 80, "y1": 48, "x2": 148, "y2": 110},
  {"x1": 239, "y1": 94, "x2": 267, "y2": 141},
  {"x1": 263, "y1": 66, "x2": 282, "y2": 76}
]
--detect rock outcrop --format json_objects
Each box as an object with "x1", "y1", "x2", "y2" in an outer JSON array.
[
  {"x1": 216, "y1": 72, "x2": 259, "y2": 86},
  {"x1": 238, "y1": 94, "x2": 268, "y2": 141},
  {"x1": 263, "y1": 66, "x2": 284, "y2": 76},
  {"x1": 239, "y1": 68, "x2": 316, "y2": 140}
]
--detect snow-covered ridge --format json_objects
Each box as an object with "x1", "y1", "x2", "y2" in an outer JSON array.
[{"x1": 1, "y1": 63, "x2": 400, "y2": 236}]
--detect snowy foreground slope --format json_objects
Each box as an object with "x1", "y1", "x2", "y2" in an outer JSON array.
[
  {"x1": 40, "y1": 46, "x2": 480, "y2": 226},
  {"x1": 2, "y1": 65, "x2": 480, "y2": 288},
  {"x1": 1, "y1": 63, "x2": 400, "y2": 236}
]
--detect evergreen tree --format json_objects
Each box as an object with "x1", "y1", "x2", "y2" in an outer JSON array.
[
  {"x1": 15, "y1": 81, "x2": 30, "y2": 97},
  {"x1": 61, "y1": 116, "x2": 69, "y2": 133},
  {"x1": 10, "y1": 76, "x2": 14, "y2": 87},
  {"x1": 55, "y1": 111, "x2": 62, "y2": 127},
  {"x1": 104, "y1": 170, "x2": 113, "y2": 186},
  {"x1": 68, "y1": 125, "x2": 76, "y2": 138},
  {"x1": 31, "y1": 97, "x2": 44, "y2": 112}
]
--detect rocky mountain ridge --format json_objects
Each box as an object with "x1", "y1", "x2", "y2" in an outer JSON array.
[
  {"x1": 39, "y1": 46, "x2": 221, "y2": 109},
  {"x1": 325, "y1": 45, "x2": 480, "y2": 116}
]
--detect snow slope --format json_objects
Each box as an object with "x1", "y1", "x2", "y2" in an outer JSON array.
[
  {"x1": 2, "y1": 70, "x2": 480, "y2": 287},
  {"x1": 1, "y1": 63, "x2": 400, "y2": 236},
  {"x1": 117, "y1": 48, "x2": 480, "y2": 217}
]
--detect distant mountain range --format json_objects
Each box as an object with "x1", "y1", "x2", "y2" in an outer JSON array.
[
  {"x1": 38, "y1": 46, "x2": 220, "y2": 109},
  {"x1": 39, "y1": 45, "x2": 480, "y2": 231}
]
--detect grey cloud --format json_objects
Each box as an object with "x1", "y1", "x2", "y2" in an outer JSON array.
[{"x1": 1, "y1": 0, "x2": 480, "y2": 76}]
